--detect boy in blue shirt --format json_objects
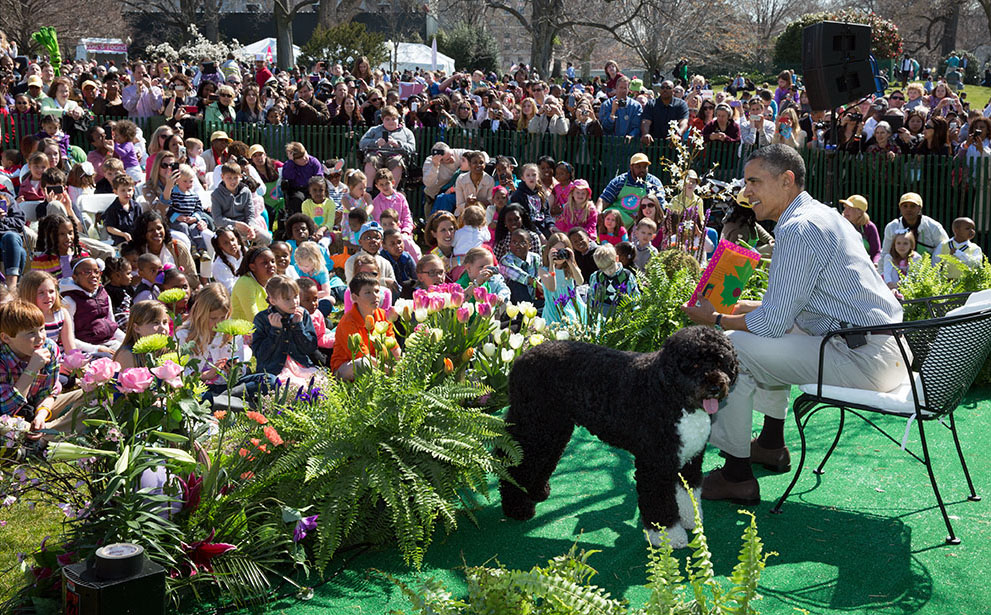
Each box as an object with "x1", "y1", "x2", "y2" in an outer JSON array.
[{"x1": 250, "y1": 276, "x2": 318, "y2": 376}]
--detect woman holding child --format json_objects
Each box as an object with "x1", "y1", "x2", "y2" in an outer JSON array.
[{"x1": 132, "y1": 212, "x2": 200, "y2": 291}]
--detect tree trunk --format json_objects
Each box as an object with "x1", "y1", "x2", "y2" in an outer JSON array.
[
  {"x1": 529, "y1": 0, "x2": 562, "y2": 77},
  {"x1": 317, "y1": 0, "x2": 336, "y2": 28},
  {"x1": 202, "y1": 0, "x2": 220, "y2": 42},
  {"x1": 274, "y1": 1, "x2": 295, "y2": 70},
  {"x1": 940, "y1": 0, "x2": 961, "y2": 57}
]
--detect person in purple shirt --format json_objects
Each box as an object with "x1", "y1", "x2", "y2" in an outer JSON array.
[
  {"x1": 840, "y1": 194, "x2": 882, "y2": 264},
  {"x1": 281, "y1": 141, "x2": 323, "y2": 218}
]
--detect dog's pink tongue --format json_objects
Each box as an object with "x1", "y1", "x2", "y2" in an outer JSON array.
[{"x1": 702, "y1": 398, "x2": 719, "y2": 414}]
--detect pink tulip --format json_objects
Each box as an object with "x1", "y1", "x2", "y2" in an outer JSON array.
[
  {"x1": 412, "y1": 289, "x2": 427, "y2": 311},
  {"x1": 449, "y1": 288, "x2": 465, "y2": 308},
  {"x1": 473, "y1": 287, "x2": 487, "y2": 302},
  {"x1": 486, "y1": 292, "x2": 499, "y2": 306},
  {"x1": 477, "y1": 302, "x2": 493, "y2": 318},
  {"x1": 81, "y1": 358, "x2": 120, "y2": 392},
  {"x1": 456, "y1": 305, "x2": 470, "y2": 323},
  {"x1": 428, "y1": 295, "x2": 446, "y2": 313},
  {"x1": 386, "y1": 307, "x2": 399, "y2": 322},
  {"x1": 117, "y1": 368, "x2": 155, "y2": 394},
  {"x1": 63, "y1": 349, "x2": 87, "y2": 372},
  {"x1": 151, "y1": 361, "x2": 184, "y2": 388}
]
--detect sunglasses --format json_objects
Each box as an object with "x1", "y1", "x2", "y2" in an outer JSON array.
[
  {"x1": 659, "y1": 85, "x2": 673, "y2": 90},
  {"x1": 219, "y1": 94, "x2": 232, "y2": 99},
  {"x1": 924, "y1": 124, "x2": 934, "y2": 129},
  {"x1": 890, "y1": 95, "x2": 904, "y2": 100}
]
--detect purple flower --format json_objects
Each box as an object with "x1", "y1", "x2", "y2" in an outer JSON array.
[{"x1": 293, "y1": 515, "x2": 319, "y2": 542}]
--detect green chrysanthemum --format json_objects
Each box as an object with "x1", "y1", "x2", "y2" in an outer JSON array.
[
  {"x1": 157, "y1": 288, "x2": 188, "y2": 304},
  {"x1": 156, "y1": 352, "x2": 190, "y2": 367},
  {"x1": 214, "y1": 318, "x2": 255, "y2": 336},
  {"x1": 133, "y1": 334, "x2": 170, "y2": 354}
]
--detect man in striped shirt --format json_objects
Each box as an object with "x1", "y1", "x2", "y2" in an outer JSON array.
[{"x1": 683, "y1": 144, "x2": 905, "y2": 504}]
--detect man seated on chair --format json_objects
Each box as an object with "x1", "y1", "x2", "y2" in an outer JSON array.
[
  {"x1": 357, "y1": 106, "x2": 416, "y2": 190},
  {"x1": 682, "y1": 144, "x2": 906, "y2": 504}
]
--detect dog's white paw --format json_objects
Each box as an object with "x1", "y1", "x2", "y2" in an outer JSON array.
[
  {"x1": 675, "y1": 486, "x2": 702, "y2": 530},
  {"x1": 646, "y1": 523, "x2": 689, "y2": 550}
]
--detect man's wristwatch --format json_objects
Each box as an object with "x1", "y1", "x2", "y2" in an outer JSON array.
[{"x1": 714, "y1": 314, "x2": 723, "y2": 330}]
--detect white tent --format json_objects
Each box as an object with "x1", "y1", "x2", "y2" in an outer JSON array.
[
  {"x1": 239, "y1": 38, "x2": 301, "y2": 64},
  {"x1": 380, "y1": 41, "x2": 456, "y2": 74}
]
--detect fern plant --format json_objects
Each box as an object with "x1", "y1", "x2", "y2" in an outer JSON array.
[
  {"x1": 242, "y1": 330, "x2": 522, "y2": 571},
  {"x1": 388, "y1": 479, "x2": 775, "y2": 615},
  {"x1": 577, "y1": 254, "x2": 698, "y2": 353}
]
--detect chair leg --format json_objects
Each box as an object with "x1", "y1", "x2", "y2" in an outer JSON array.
[
  {"x1": 814, "y1": 407, "x2": 845, "y2": 475},
  {"x1": 948, "y1": 414, "x2": 981, "y2": 502},
  {"x1": 917, "y1": 418, "x2": 960, "y2": 545},
  {"x1": 771, "y1": 396, "x2": 814, "y2": 515}
]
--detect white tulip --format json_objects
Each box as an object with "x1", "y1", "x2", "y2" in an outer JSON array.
[
  {"x1": 508, "y1": 333, "x2": 524, "y2": 349},
  {"x1": 501, "y1": 348, "x2": 515, "y2": 363},
  {"x1": 505, "y1": 303, "x2": 520, "y2": 318},
  {"x1": 531, "y1": 317, "x2": 546, "y2": 332},
  {"x1": 482, "y1": 342, "x2": 496, "y2": 357}
]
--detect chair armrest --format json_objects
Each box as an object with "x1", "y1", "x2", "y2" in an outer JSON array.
[{"x1": 813, "y1": 323, "x2": 915, "y2": 399}]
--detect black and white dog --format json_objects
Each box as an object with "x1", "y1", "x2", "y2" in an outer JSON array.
[{"x1": 500, "y1": 326, "x2": 738, "y2": 548}]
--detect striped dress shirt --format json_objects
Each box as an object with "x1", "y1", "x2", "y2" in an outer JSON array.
[{"x1": 745, "y1": 191, "x2": 903, "y2": 338}]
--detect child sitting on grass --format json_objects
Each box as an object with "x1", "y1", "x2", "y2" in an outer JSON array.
[
  {"x1": 380, "y1": 228, "x2": 416, "y2": 292},
  {"x1": 250, "y1": 275, "x2": 318, "y2": 376},
  {"x1": 588, "y1": 243, "x2": 639, "y2": 320},
  {"x1": 133, "y1": 253, "x2": 162, "y2": 303},
  {"x1": 301, "y1": 175, "x2": 336, "y2": 237},
  {"x1": 113, "y1": 300, "x2": 171, "y2": 369},
  {"x1": 932, "y1": 217, "x2": 984, "y2": 279},
  {"x1": 0, "y1": 301, "x2": 81, "y2": 436},
  {"x1": 500, "y1": 229, "x2": 542, "y2": 303},
  {"x1": 330, "y1": 274, "x2": 400, "y2": 381},
  {"x1": 298, "y1": 277, "x2": 333, "y2": 364}
]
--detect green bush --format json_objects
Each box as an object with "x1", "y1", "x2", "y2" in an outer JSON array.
[
  {"x1": 773, "y1": 11, "x2": 903, "y2": 68},
  {"x1": 437, "y1": 23, "x2": 501, "y2": 74},
  {"x1": 299, "y1": 23, "x2": 388, "y2": 71}
]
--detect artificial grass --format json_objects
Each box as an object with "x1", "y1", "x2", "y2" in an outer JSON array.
[{"x1": 246, "y1": 386, "x2": 991, "y2": 615}]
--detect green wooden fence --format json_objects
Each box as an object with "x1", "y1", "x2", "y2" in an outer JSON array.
[{"x1": 5, "y1": 115, "x2": 989, "y2": 251}]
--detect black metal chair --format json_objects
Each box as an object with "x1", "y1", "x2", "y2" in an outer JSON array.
[{"x1": 770, "y1": 301, "x2": 991, "y2": 544}]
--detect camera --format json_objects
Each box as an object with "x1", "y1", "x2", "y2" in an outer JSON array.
[
  {"x1": 48, "y1": 185, "x2": 64, "y2": 195},
  {"x1": 167, "y1": 162, "x2": 180, "y2": 171},
  {"x1": 975, "y1": 128, "x2": 985, "y2": 138},
  {"x1": 431, "y1": 148, "x2": 446, "y2": 156},
  {"x1": 553, "y1": 248, "x2": 569, "y2": 261},
  {"x1": 847, "y1": 112, "x2": 862, "y2": 122},
  {"x1": 237, "y1": 156, "x2": 249, "y2": 167}
]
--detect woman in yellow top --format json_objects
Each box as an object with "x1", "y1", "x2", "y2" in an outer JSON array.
[{"x1": 231, "y1": 246, "x2": 277, "y2": 322}]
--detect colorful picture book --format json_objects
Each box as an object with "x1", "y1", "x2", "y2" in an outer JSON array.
[{"x1": 689, "y1": 239, "x2": 762, "y2": 314}]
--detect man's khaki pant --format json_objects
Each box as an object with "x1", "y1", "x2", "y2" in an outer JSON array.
[{"x1": 710, "y1": 328, "x2": 908, "y2": 458}]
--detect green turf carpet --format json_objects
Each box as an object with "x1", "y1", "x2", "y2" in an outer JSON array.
[{"x1": 247, "y1": 387, "x2": 991, "y2": 615}]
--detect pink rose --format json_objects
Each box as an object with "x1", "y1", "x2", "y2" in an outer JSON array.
[
  {"x1": 81, "y1": 358, "x2": 121, "y2": 392},
  {"x1": 117, "y1": 368, "x2": 155, "y2": 394},
  {"x1": 151, "y1": 361, "x2": 183, "y2": 388},
  {"x1": 63, "y1": 350, "x2": 87, "y2": 372}
]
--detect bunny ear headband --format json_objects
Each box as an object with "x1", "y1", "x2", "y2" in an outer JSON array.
[{"x1": 155, "y1": 263, "x2": 177, "y2": 285}]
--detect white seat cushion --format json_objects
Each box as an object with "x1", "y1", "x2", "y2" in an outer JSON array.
[
  {"x1": 964, "y1": 289, "x2": 991, "y2": 307},
  {"x1": 799, "y1": 372, "x2": 929, "y2": 417}
]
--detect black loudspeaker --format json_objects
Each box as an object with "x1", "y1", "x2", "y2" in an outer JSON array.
[
  {"x1": 802, "y1": 21, "x2": 875, "y2": 110},
  {"x1": 802, "y1": 21, "x2": 871, "y2": 67}
]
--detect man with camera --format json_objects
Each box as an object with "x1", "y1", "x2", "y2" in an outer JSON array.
[
  {"x1": 121, "y1": 61, "x2": 163, "y2": 118},
  {"x1": 598, "y1": 75, "x2": 642, "y2": 139},
  {"x1": 527, "y1": 96, "x2": 569, "y2": 135},
  {"x1": 358, "y1": 106, "x2": 416, "y2": 190},
  {"x1": 287, "y1": 79, "x2": 330, "y2": 126},
  {"x1": 423, "y1": 142, "x2": 469, "y2": 213}
]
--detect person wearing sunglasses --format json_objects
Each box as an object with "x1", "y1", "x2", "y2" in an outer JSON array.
[{"x1": 204, "y1": 84, "x2": 238, "y2": 124}]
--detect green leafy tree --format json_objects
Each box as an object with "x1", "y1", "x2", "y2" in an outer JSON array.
[
  {"x1": 299, "y1": 23, "x2": 388, "y2": 72},
  {"x1": 773, "y1": 11, "x2": 903, "y2": 67},
  {"x1": 437, "y1": 23, "x2": 502, "y2": 74}
]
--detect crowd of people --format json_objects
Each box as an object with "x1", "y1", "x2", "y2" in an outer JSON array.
[{"x1": 0, "y1": 43, "x2": 988, "y2": 446}]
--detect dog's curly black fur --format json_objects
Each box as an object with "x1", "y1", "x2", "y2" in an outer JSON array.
[{"x1": 500, "y1": 326, "x2": 738, "y2": 536}]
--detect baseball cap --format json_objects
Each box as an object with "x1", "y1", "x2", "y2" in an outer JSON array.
[
  {"x1": 839, "y1": 195, "x2": 868, "y2": 211},
  {"x1": 358, "y1": 221, "x2": 383, "y2": 239},
  {"x1": 630, "y1": 153, "x2": 650, "y2": 166},
  {"x1": 899, "y1": 192, "x2": 923, "y2": 207},
  {"x1": 27, "y1": 75, "x2": 43, "y2": 88}
]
